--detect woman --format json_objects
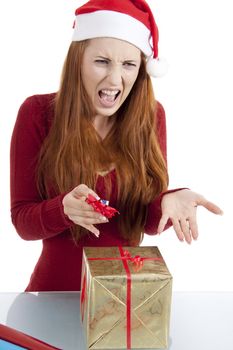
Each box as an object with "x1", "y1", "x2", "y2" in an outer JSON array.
[{"x1": 10, "y1": 0, "x2": 222, "y2": 291}]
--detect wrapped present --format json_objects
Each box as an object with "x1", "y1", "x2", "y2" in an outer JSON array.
[{"x1": 80, "y1": 246, "x2": 172, "y2": 349}]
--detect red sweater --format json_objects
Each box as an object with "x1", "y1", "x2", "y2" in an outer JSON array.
[{"x1": 10, "y1": 93, "x2": 173, "y2": 291}]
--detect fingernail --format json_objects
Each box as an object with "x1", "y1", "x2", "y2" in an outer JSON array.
[
  {"x1": 100, "y1": 216, "x2": 108, "y2": 221},
  {"x1": 95, "y1": 195, "x2": 101, "y2": 200},
  {"x1": 94, "y1": 231, "x2": 100, "y2": 237}
]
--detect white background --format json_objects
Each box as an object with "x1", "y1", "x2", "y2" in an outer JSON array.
[{"x1": 0, "y1": 0, "x2": 232, "y2": 292}]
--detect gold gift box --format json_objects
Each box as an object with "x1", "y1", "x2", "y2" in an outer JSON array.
[{"x1": 80, "y1": 246, "x2": 172, "y2": 349}]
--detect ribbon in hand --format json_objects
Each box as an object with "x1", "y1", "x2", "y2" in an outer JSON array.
[{"x1": 85, "y1": 194, "x2": 119, "y2": 218}]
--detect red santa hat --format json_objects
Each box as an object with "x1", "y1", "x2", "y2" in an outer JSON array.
[{"x1": 72, "y1": 0, "x2": 168, "y2": 78}]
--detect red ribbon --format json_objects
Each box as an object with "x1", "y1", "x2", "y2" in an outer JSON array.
[
  {"x1": 118, "y1": 246, "x2": 132, "y2": 349},
  {"x1": 85, "y1": 194, "x2": 119, "y2": 219},
  {"x1": 80, "y1": 247, "x2": 162, "y2": 349},
  {"x1": 80, "y1": 271, "x2": 87, "y2": 322}
]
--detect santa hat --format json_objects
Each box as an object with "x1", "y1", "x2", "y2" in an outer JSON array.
[{"x1": 72, "y1": 0, "x2": 168, "y2": 78}]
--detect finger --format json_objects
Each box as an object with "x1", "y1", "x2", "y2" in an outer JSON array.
[
  {"x1": 179, "y1": 219, "x2": 192, "y2": 244},
  {"x1": 73, "y1": 184, "x2": 100, "y2": 200},
  {"x1": 65, "y1": 209, "x2": 107, "y2": 221},
  {"x1": 68, "y1": 215, "x2": 108, "y2": 226},
  {"x1": 75, "y1": 211, "x2": 108, "y2": 222},
  {"x1": 157, "y1": 214, "x2": 169, "y2": 234},
  {"x1": 67, "y1": 196, "x2": 95, "y2": 211},
  {"x1": 188, "y1": 215, "x2": 199, "y2": 240},
  {"x1": 202, "y1": 201, "x2": 223, "y2": 215},
  {"x1": 197, "y1": 197, "x2": 223, "y2": 215},
  {"x1": 171, "y1": 219, "x2": 185, "y2": 242},
  {"x1": 81, "y1": 223, "x2": 100, "y2": 238}
]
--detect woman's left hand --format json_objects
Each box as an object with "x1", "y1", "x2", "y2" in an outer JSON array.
[{"x1": 157, "y1": 189, "x2": 223, "y2": 244}]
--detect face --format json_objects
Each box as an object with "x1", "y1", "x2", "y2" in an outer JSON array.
[{"x1": 81, "y1": 38, "x2": 141, "y2": 118}]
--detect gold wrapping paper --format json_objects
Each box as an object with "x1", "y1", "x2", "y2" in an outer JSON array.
[{"x1": 81, "y1": 246, "x2": 172, "y2": 349}]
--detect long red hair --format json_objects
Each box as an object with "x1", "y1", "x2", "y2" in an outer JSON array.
[{"x1": 37, "y1": 41, "x2": 168, "y2": 244}]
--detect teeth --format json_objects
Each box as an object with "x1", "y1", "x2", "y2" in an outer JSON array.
[{"x1": 101, "y1": 90, "x2": 120, "y2": 96}]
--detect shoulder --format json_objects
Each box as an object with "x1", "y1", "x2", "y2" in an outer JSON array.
[
  {"x1": 16, "y1": 93, "x2": 56, "y2": 134},
  {"x1": 155, "y1": 100, "x2": 166, "y2": 131},
  {"x1": 18, "y1": 93, "x2": 56, "y2": 117},
  {"x1": 156, "y1": 101, "x2": 166, "y2": 120},
  {"x1": 154, "y1": 101, "x2": 167, "y2": 159}
]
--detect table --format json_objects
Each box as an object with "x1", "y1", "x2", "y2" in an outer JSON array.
[{"x1": 0, "y1": 292, "x2": 233, "y2": 350}]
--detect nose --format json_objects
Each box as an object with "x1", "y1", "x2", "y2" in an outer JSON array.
[{"x1": 107, "y1": 64, "x2": 122, "y2": 86}]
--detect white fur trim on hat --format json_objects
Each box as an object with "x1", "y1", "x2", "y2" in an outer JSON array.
[{"x1": 72, "y1": 10, "x2": 153, "y2": 57}]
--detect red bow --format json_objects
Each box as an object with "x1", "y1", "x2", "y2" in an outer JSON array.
[
  {"x1": 122, "y1": 250, "x2": 144, "y2": 271},
  {"x1": 85, "y1": 194, "x2": 119, "y2": 218}
]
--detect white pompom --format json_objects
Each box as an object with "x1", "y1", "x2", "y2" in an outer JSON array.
[{"x1": 146, "y1": 57, "x2": 169, "y2": 78}]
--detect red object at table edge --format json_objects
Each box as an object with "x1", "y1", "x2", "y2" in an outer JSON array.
[{"x1": 0, "y1": 324, "x2": 61, "y2": 350}]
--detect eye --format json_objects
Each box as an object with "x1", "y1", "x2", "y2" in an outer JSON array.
[
  {"x1": 123, "y1": 62, "x2": 137, "y2": 67},
  {"x1": 95, "y1": 59, "x2": 109, "y2": 64}
]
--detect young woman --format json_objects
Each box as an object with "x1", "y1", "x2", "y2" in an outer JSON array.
[{"x1": 10, "y1": 0, "x2": 222, "y2": 291}]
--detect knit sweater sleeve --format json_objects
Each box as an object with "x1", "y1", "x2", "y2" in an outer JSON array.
[
  {"x1": 10, "y1": 95, "x2": 74, "y2": 241},
  {"x1": 144, "y1": 102, "x2": 187, "y2": 235}
]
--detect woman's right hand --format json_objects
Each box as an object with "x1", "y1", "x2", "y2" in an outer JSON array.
[{"x1": 62, "y1": 184, "x2": 108, "y2": 237}]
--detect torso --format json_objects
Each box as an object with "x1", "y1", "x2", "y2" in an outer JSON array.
[{"x1": 13, "y1": 93, "x2": 166, "y2": 292}]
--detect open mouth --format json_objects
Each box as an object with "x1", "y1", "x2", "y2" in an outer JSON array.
[{"x1": 98, "y1": 89, "x2": 121, "y2": 106}]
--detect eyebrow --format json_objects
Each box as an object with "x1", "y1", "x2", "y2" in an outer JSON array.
[
  {"x1": 95, "y1": 56, "x2": 138, "y2": 63},
  {"x1": 95, "y1": 56, "x2": 111, "y2": 61}
]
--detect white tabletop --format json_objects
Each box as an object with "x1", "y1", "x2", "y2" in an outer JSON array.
[{"x1": 0, "y1": 292, "x2": 233, "y2": 350}]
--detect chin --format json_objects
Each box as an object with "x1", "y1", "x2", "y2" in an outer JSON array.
[{"x1": 95, "y1": 106, "x2": 120, "y2": 117}]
